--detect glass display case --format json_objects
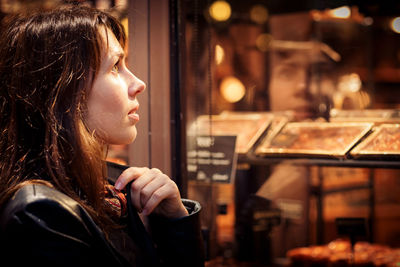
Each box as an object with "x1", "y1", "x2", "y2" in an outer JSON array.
[
  {"x1": 175, "y1": 0, "x2": 400, "y2": 266},
  {"x1": 255, "y1": 121, "x2": 372, "y2": 158}
]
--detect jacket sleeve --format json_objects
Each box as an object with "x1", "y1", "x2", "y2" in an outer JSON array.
[
  {"x1": 148, "y1": 199, "x2": 205, "y2": 267},
  {"x1": 0, "y1": 184, "x2": 127, "y2": 267}
]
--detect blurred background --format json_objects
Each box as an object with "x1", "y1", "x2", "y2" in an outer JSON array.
[{"x1": 2, "y1": 1, "x2": 400, "y2": 266}]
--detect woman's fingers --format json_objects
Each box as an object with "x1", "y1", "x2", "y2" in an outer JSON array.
[
  {"x1": 138, "y1": 172, "x2": 166, "y2": 207},
  {"x1": 139, "y1": 174, "x2": 188, "y2": 218},
  {"x1": 130, "y1": 168, "x2": 162, "y2": 212},
  {"x1": 140, "y1": 176, "x2": 176, "y2": 215},
  {"x1": 114, "y1": 167, "x2": 188, "y2": 218},
  {"x1": 114, "y1": 167, "x2": 148, "y2": 190}
]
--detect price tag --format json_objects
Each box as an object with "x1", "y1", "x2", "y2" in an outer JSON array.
[{"x1": 187, "y1": 135, "x2": 237, "y2": 183}]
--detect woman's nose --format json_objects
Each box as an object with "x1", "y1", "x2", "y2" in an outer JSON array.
[
  {"x1": 294, "y1": 68, "x2": 311, "y2": 93},
  {"x1": 128, "y1": 72, "x2": 146, "y2": 97},
  {"x1": 296, "y1": 81, "x2": 307, "y2": 91}
]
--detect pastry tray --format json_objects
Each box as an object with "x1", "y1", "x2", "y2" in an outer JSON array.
[
  {"x1": 188, "y1": 112, "x2": 273, "y2": 154},
  {"x1": 255, "y1": 122, "x2": 373, "y2": 158},
  {"x1": 330, "y1": 109, "x2": 400, "y2": 124},
  {"x1": 350, "y1": 124, "x2": 400, "y2": 159}
]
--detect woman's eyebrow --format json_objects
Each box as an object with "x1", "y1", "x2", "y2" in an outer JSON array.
[{"x1": 111, "y1": 51, "x2": 125, "y2": 59}]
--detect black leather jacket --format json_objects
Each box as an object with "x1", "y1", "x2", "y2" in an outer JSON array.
[{"x1": 0, "y1": 184, "x2": 205, "y2": 267}]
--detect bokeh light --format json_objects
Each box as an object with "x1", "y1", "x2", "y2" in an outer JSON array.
[
  {"x1": 328, "y1": 6, "x2": 351, "y2": 19},
  {"x1": 209, "y1": 1, "x2": 232, "y2": 22},
  {"x1": 220, "y1": 76, "x2": 246, "y2": 103},
  {"x1": 255, "y1": 33, "x2": 272, "y2": 52},
  {"x1": 338, "y1": 73, "x2": 362, "y2": 93},
  {"x1": 391, "y1": 17, "x2": 400, "y2": 33},
  {"x1": 215, "y1": 44, "x2": 225, "y2": 65},
  {"x1": 250, "y1": 5, "x2": 268, "y2": 24}
]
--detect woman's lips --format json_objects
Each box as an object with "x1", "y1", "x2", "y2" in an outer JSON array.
[
  {"x1": 128, "y1": 112, "x2": 139, "y2": 121},
  {"x1": 128, "y1": 106, "x2": 140, "y2": 121}
]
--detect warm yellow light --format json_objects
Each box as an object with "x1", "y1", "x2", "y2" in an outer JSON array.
[
  {"x1": 255, "y1": 33, "x2": 272, "y2": 52},
  {"x1": 391, "y1": 17, "x2": 400, "y2": 33},
  {"x1": 220, "y1": 76, "x2": 245, "y2": 103},
  {"x1": 329, "y1": 6, "x2": 351, "y2": 19},
  {"x1": 250, "y1": 5, "x2": 268, "y2": 24},
  {"x1": 359, "y1": 90, "x2": 371, "y2": 109},
  {"x1": 121, "y1": 18, "x2": 129, "y2": 38},
  {"x1": 215, "y1": 44, "x2": 224, "y2": 65},
  {"x1": 347, "y1": 73, "x2": 362, "y2": 92},
  {"x1": 338, "y1": 73, "x2": 362, "y2": 93},
  {"x1": 209, "y1": 1, "x2": 231, "y2": 22}
]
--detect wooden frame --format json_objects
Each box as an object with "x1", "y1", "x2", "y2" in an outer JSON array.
[{"x1": 127, "y1": 0, "x2": 172, "y2": 175}]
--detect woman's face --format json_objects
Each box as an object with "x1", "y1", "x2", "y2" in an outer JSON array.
[{"x1": 85, "y1": 28, "x2": 145, "y2": 145}]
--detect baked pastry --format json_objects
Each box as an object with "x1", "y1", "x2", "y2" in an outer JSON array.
[{"x1": 286, "y1": 239, "x2": 398, "y2": 267}]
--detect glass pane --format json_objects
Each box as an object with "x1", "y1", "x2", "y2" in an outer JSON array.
[{"x1": 180, "y1": 0, "x2": 400, "y2": 266}]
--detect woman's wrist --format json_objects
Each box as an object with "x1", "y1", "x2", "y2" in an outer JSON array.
[{"x1": 169, "y1": 203, "x2": 190, "y2": 219}]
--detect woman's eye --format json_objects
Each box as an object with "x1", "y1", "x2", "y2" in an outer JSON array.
[
  {"x1": 112, "y1": 65, "x2": 119, "y2": 73},
  {"x1": 112, "y1": 61, "x2": 119, "y2": 73}
]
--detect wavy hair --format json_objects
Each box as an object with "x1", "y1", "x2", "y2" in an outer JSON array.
[{"x1": 0, "y1": 5, "x2": 126, "y2": 230}]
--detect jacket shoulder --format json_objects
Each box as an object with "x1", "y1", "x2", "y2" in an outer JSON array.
[
  {"x1": 2, "y1": 184, "x2": 85, "y2": 220},
  {"x1": 0, "y1": 184, "x2": 128, "y2": 266},
  {"x1": 0, "y1": 184, "x2": 97, "y2": 238},
  {"x1": 3, "y1": 184, "x2": 75, "y2": 209}
]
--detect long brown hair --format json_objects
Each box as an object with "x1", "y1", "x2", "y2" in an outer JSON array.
[{"x1": 0, "y1": 5, "x2": 126, "y2": 230}]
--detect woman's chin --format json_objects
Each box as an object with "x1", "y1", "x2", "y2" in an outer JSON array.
[{"x1": 107, "y1": 128, "x2": 137, "y2": 145}]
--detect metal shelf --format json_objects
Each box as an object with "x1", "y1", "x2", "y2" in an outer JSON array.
[
  {"x1": 239, "y1": 154, "x2": 400, "y2": 169},
  {"x1": 237, "y1": 153, "x2": 396, "y2": 244}
]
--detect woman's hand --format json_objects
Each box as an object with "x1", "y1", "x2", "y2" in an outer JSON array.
[{"x1": 114, "y1": 167, "x2": 189, "y2": 219}]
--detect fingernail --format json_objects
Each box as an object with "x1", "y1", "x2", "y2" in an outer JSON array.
[{"x1": 114, "y1": 181, "x2": 122, "y2": 190}]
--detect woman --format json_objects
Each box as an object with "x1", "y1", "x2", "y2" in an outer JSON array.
[{"x1": 0, "y1": 5, "x2": 204, "y2": 267}]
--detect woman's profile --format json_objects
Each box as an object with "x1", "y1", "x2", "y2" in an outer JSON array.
[{"x1": 0, "y1": 4, "x2": 204, "y2": 267}]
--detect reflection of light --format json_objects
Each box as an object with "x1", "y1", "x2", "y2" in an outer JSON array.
[
  {"x1": 220, "y1": 76, "x2": 245, "y2": 103},
  {"x1": 209, "y1": 1, "x2": 231, "y2": 22},
  {"x1": 250, "y1": 5, "x2": 268, "y2": 24},
  {"x1": 338, "y1": 73, "x2": 362, "y2": 93},
  {"x1": 328, "y1": 6, "x2": 351, "y2": 19},
  {"x1": 255, "y1": 33, "x2": 272, "y2": 52},
  {"x1": 215, "y1": 44, "x2": 224, "y2": 65},
  {"x1": 121, "y1": 18, "x2": 129, "y2": 38},
  {"x1": 391, "y1": 17, "x2": 400, "y2": 33},
  {"x1": 363, "y1": 17, "x2": 373, "y2": 26},
  {"x1": 359, "y1": 90, "x2": 371, "y2": 108}
]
